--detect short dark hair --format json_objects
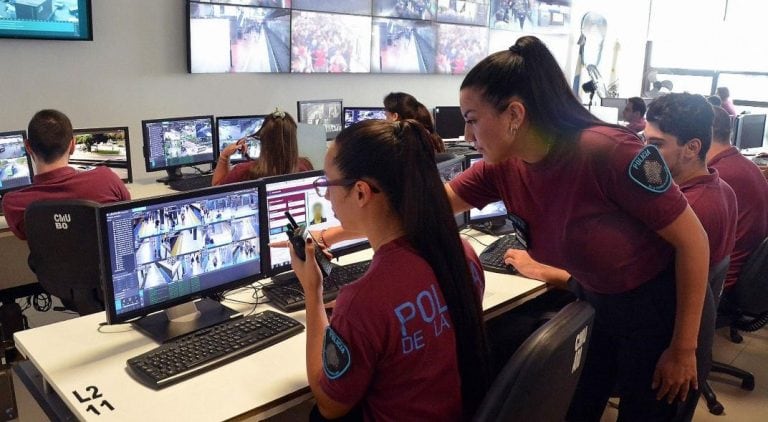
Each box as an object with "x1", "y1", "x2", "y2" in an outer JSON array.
[
  {"x1": 627, "y1": 97, "x2": 646, "y2": 116},
  {"x1": 707, "y1": 95, "x2": 722, "y2": 107},
  {"x1": 716, "y1": 86, "x2": 730, "y2": 100},
  {"x1": 711, "y1": 106, "x2": 732, "y2": 144},
  {"x1": 646, "y1": 93, "x2": 714, "y2": 161},
  {"x1": 27, "y1": 109, "x2": 74, "y2": 164}
]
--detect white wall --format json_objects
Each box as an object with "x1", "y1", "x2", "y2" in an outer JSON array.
[{"x1": 0, "y1": 0, "x2": 465, "y2": 182}]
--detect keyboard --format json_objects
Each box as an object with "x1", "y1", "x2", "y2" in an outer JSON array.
[
  {"x1": 126, "y1": 310, "x2": 303, "y2": 389},
  {"x1": 167, "y1": 174, "x2": 214, "y2": 191},
  {"x1": 263, "y1": 260, "x2": 372, "y2": 312},
  {"x1": 479, "y1": 234, "x2": 527, "y2": 274}
]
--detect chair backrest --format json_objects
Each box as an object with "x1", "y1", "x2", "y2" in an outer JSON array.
[
  {"x1": 25, "y1": 199, "x2": 105, "y2": 315},
  {"x1": 710, "y1": 258, "x2": 731, "y2": 306},
  {"x1": 733, "y1": 236, "x2": 768, "y2": 314},
  {"x1": 474, "y1": 301, "x2": 596, "y2": 422}
]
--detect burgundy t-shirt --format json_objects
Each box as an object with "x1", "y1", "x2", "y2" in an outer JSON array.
[
  {"x1": 626, "y1": 117, "x2": 646, "y2": 134},
  {"x1": 709, "y1": 147, "x2": 768, "y2": 289},
  {"x1": 2, "y1": 166, "x2": 130, "y2": 240},
  {"x1": 319, "y1": 238, "x2": 484, "y2": 422},
  {"x1": 450, "y1": 126, "x2": 689, "y2": 294},
  {"x1": 678, "y1": 169, "x2": 738, "y2": 267},
  {"x1": 219, "y1": 158, "x2": 315, "y2": 185}
]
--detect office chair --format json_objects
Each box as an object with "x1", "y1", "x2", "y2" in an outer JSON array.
[
  {"x1": 25, "y1": 200, "x2": 105, "y2": 315},
  {"x1": 474, "y1": 301, "x2": 595, "y2": 422},
  {"x1": 701, "y1": 238, "x2": 768, "y2": 415}
]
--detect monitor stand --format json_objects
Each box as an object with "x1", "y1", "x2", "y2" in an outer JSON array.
[
  {"x1": 155, "y1": 167, "x2": 202, "y2": 184},
  {"x1": 133, "y1": 298, "x2": 239, "y2": 343},
  {"x1": 471, "y1": 217, "x2": 517, "y2": 236}
]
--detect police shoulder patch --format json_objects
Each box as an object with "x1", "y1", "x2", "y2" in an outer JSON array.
[
  {"x1": 627, "y1": 145, "x2": 672, "y2": 193},
  {"x1": 323, "y1": 326, "x2": 351, "y2": 380}
]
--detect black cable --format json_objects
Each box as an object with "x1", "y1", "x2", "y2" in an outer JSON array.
[
  {"x1": 460, "y1": 229, "x2": 490, "y2": 247},
  {"x1": 735, "y1": 311, "x2": 768, "y2": 332}
]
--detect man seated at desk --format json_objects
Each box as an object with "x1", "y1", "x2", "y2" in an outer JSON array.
[
  {"x1": 623, "y1": 96, "x2": 647, "y2": 134},
  {"x1": 1, "y1": 109, "x2": 130, "y2": 240}
]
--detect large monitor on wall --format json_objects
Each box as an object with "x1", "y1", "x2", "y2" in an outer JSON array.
[
  {"x1": 297, "y1": 99, "x2": 343, "y2": 140},
  {"x1": 0, "y1": 130, "x2": 34, "y2": 197},
  {"x1": 290, "y1": 10, "x2": 373, "y2": 73},
  {"x1": 71, "y1": 127, "x2": 133, "y2": 183},
  {"x1": 370, "y1": 17, "x2": 436, "y2": 73},
  {"x1": 215, "y1": 115, "x2": 265, "y2": 163},
  {"x1": 260, "y1": 171, "x2": 368, "y2": 276},
  {"x1": 734, "y1": 114, "x2": 767, "y2": 151},
  {"x1": 0, "y1": 0, "x2": 93, "y2": 41},
  {"x1": 434, "y1": 106, "x2": 464, "y2": 139},
  {"x1": 100, "y1": 181, "x2": 263, "y2": 342},
  {"x1": 343, "y1": 107, "x2": 387, "y2": 129},
  {"x1": 142, "y1": 115, "x2": 216, "y2": 183}
]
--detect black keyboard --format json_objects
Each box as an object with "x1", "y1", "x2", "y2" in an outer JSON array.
[
  {"x1": 263, "y1": 260, "x2": 372, "y2": 312},
  {"x1": 479, "y1": 234, "x2": 527, "y2": 273},
  {"x1": 167, "y1": 174, "x2": 214, "y2": 191},
  {"x1": 127, "y1": 310, "x2": 303, "y2": 389}
]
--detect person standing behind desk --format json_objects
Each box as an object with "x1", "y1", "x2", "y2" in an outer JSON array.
[
  {"x1": 1, "y1": 109, "x2": 130, "y2": 240},
  {"x1": 707, "y1": 105, "x2": 768, "y2": 291},
  {"x1": 623, "y1": 96, "x2": 647, "y2": 133},
  {"x1": 448, "y1": 36, "x2": 709, "y2": 421},
  {"x1": 717, "y1": 86, "x2": 737, "y2": 116},
  {"x1": 213, "y1": 109, "x2": 312, "y2": 186},
  {"x1": 283, "y1": 120, "x2": 490, "y2": 421}
]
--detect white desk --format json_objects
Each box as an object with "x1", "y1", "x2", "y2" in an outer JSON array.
[{"x1": 13, "y1": 235, "x2": 545, "y2": 421}]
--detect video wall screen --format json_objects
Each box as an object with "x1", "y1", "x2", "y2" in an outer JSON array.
[{"x1": 187, "y1": 0, "x2": 572, "y2": 74}]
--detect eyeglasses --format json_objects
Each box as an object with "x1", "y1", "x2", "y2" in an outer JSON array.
[{"x1": 313, "y1": 176, "x2": 356, "y2": 197}]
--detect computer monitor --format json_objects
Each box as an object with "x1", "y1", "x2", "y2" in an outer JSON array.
[
  {"x1": 342, "y1": 107, "x2": 387, "y2": 129},
  {"x1": 437, "y1": 156, "x2": 468, "y2": 228},
  {"x1": 70, "y1": 127, "x2": 133, "y2": 183},
  {"x1": 215, "y1": 115, "x2": 265, "y2": 163},
  {"x1": 734, "y1": 114, "x2": 767, "y2": 151},
  {"x1": 0, "y1": 130, "x2": 34, "y2": 199},
  {"x1": 260, "y1": 171, "x2": 369, "y2": 276},
  {"x1": 297, "y1": 99, "x2": 343, "y2": 140},
  {"x1": 434, "y1": 106, "x2": 465, "y2": 139},
  {"x1": 466, "y1": 154, "x2": 515, "y2": 235},
  {"x1": 100, "y1": 181, "x2": 264, "y2": 343},
  {"x1": 142, "y1": 115, "x2": 216, "y2": 183}
]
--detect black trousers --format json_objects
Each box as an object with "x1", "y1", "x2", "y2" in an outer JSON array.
[{"x1": 565, "y1": 270, "x2": 715, "y2": 422}]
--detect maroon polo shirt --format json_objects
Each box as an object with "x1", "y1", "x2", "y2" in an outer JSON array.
[{"x1": 219, "y1": 158, "x2": 315, "y2": 185}]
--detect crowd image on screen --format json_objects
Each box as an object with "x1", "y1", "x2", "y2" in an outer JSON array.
[
  {"x1": 373, "y1": 0, "x2": 436, "y2": 20},
  {"x1": 0, "y1": 134, "x2": 30, "y2": 190},
  {"x1": 372, "y1": 18, "x2": 436, "y2": 73},
  {"x1": 436, "y1": 0, "x2": 490, "y2": 26},
  {"x1": 292, "y1": 0, "x2": 372, "y2": 15},
  {"x1": 300, "y1": 103, "x2": 343, "y2": 138},
  {"x1": 194, "y1": 0, "x2": 291, "y2": 7},
  {"x1": 190, "y1": 3, "x2": 291, "y2": 73},
  {"x1": 490, "y1": 0, "x2": 571, "y2": 32},
  {"x1": 436, "y1": 23, "x2": 489, "y2": 74},
  {"x1": 291, "y1": 11, "x2": 372, "y2": 73}
]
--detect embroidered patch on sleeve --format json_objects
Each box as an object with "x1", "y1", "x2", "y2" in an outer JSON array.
[
  {"x1": 323, "y1": 326, "x2": 351, "y2": 380},
  {"x1": 628, "y1": 145, "x2": 672, "y2": 193}
]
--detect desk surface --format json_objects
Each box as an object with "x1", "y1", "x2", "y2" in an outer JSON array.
[{"x1": 14, "y1": 234, "x2": 545, "y2": 421}]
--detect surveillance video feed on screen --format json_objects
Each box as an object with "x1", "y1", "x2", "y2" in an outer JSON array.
[
  {"x1": 104, "y1": 187, "x2": 261, "y2": 316},
  {"x1": 265, "y1": 174, "x2": 367, "y2": 271},
  {"x1": 292, "y1": 0, "x2": 372, "y2": 15},
  {"x1": 0, "y1": 133, "x2": 32, "y2": 193},
  {"x1": 194, "y1": 0, "x2": 291, "y2": 6},
  {"x1": 436, "y1": 23, "x2": 489, "y2": 74},
  {"x1": 490, "y1": 0, "x2": 571, "y2": 32},
  {"x1": 468, "y1": 157, "x2": 507, "y2": 220},
  {"x1": 0, "y1": 0, "x2": 89, "y2": 40},
  {"x1": 218, "y1": 117, "x2": 265, "y2": 161},
  {"x1": 373, "y1": 0, "x2": 436, "y2": 20},
  {"x1": 436, "y1": 0, "x2": 490, "y2": 26},
  {"x1": 69, "y1": 128, "x2": 129, "y2": 180},
  {"x1": 189, "y1": 2, "x2": 291, "y2": 73},
  {"x1": 145, "y1": 118, "x2": 214, "y2": 171},
  {"x1": 299, "y1": 101, "x2": 343, "y2": 140},
  {"x1": 291, "y1": 10, "x2": 372, "y2": 73},
  {"x1": 343, "y1": 108, "x2": 388, "y2": 128},
  {"x1": 371, "y1": 17, "x2": 436, "y2": 73}
]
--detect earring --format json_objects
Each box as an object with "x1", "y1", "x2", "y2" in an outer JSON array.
[{"x1": 510, "y1": 126, "x2": 518, "y2": 142}]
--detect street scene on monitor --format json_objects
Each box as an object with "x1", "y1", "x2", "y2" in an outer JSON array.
[
  {"x1": 299, "y1": 102, "x2": 342, "y2": 139},
  {"x1": 218, "y1": 117, "x2": 264, "y2": 160},
  {"x1": 145, "y1": 119, "x2": 214, "y2": 170},
  {"x1": 436, "y1": 0, "x2": 490, "y2": 26},
  {"x1": 0, "y1": 134, "x2": 31, "y2": 191}
]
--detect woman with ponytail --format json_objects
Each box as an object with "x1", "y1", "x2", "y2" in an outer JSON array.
[
  {"x1": 286, "y1": 119, "x2": 490, "y2": 421},
  {"x1": 383, "y1": 92, "x2": 447, "y2": 153}
]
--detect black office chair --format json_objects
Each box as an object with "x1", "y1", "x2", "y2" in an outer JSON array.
[
  {"x1": 701, "y1": 238, "x2": 768, "y2": 415},
  {"x1": 25, "y1": 199, "x2": 105, "y2": 315},
  {"x1": 474, "y1": 301, "x2": 595, "y2": 422}
]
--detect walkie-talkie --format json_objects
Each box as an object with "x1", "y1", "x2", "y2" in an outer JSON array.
[{"x1": 284, "y1": 211, "x2": 334, "y2": 277}]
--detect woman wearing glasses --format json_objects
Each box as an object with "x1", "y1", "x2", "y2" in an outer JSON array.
[
  {"x1": 287, "y1": 119, "x2": 490, "y2": 421},
  {"x1": 212, "y1": 110, "x2": 312, "y2": 185}
]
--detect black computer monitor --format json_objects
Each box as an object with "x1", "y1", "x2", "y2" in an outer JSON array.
[
  {"x1": 215, "y1": 115, "x2": 265, "y2": 163},
  {"x1": 0, "y1": 130, "x2": 34, "y2": 199},
  {"x1": 297, "y1": 99, "x2": 343, "y2": 140},
  {"x1": 260, "y1": 171, "x2": 369, "y2": 276},
  {"x1": 437, "y1": 156, "x2": 468, "y2": 228},
  {"x1": 142, "y1": 115, "x2": 216, "y2": 183},
  {"x1": 100, "y1": 181, "x2": 264, "y2": 343},
  {"x1": 466, "y1": 154, "x2": 515, "y2": 235},
  {"x1": 70, "y1": 127, "x2": 133, "y2": 183},
  {"x1": 342, "y1": 107, "x2": 387, "y2": 129},
  {"x1": 734, "y1": 114, "x2": 767, "y2": 151},
  {"x1": 434, "y1": 106, "x2": 465, "y2": 139}
]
